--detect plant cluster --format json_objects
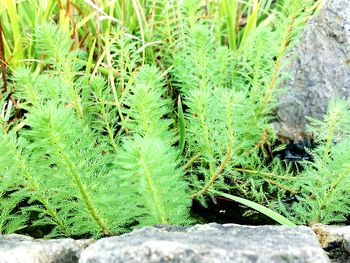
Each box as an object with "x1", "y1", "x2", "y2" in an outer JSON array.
[
  {"x1": 277, "y1": 99, "x2": 350, "y2": 225},
  {"x1": 1, "y1": 0, "x2": 347, "y2": 239}
]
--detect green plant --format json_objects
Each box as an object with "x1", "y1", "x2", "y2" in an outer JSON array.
[
  {"x1": 0, "y1": 22, "x2": 193, "y2": 237},
  {"x1": 172, "y1": 0, "x2": 318, "y2": 206},
  {"x1": 0, "y1": 193, "x2": 28, "y2": 235},
  {"x1": 278, "y1": 99, "x2": 350, "y2": 225},
  {"x1": 0, "y1": 0, "x2": 327, "y2": 238},
  {"x1": 116, "y1": 64, "x2": 192, "y2": 226}
]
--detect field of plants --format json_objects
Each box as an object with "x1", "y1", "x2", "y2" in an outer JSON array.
[{"x1": 1, "y1": 0, "x2": 350, "y2": 239}]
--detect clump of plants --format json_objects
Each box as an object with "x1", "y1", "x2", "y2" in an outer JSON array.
[
  {"x1": 2, "y1": 0, "x2": 347, "y2": 239},
  {"x1": 277, "y1": 99, "x2": 350, "y2": 225}
]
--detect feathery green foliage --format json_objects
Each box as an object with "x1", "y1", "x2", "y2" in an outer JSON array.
[
  {"x1": 0, "y1": 132, "x2": 28, "y2": 234},
  {"x1": 0, "y1": 130, "x2": 68, "y2": 236},
  {"x1": 171, "y1": 21, "x2": 280, "y2": 205},
  {"x1": 121, "y1": 65, "x2": 173, "y2": 141},
  {"x1": 169, "y1": 0, "x2": 322, "y2": 213},
  {"x1": 0, "y1": 0, "x2": 333, "y2": 238},
  {"x1": 172, "y1": 24, "x2": 233, "y2": 94},
  {"x1": 0, "y1": 194, "x2": 27, "y2": 235},
  {"x1": 0, "y1": 23, "x2": 191, "y2": 237},
  {"x1": 117, "y1": 64, "x2": 191, "y2": 227},
  {"x1": 22, "y1": 103, "x2": 128, "y2": 237},
  {"x1": 279, "y1": 99, "x2": 350, "y2": 225},
  {"x1": 116, "y1": 136, "x2": 191, "y2": 226}
]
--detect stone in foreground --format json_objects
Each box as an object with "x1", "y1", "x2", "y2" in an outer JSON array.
[
  {"x1": 0, "y1": 234, "x2": 90, "y2": 263},
  {"x1": 79, "y1": 223, "x2": 328, "y2": 263}
]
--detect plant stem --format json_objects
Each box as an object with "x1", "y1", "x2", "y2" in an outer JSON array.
[
  {"x1": 324, "y1": 109, "x2": 340, "y2": 159},
  {"x1": 99, "y1": 101, "x2": 119, "y2": 150},
  {"x1": 16, "y1": 156, "x2": 68, "y2": 235},
  {"x1": 0, "y1": 20, "x2": 7, "y2": 96},
  {"x1": 140, "y1": 159, "x2": 167, "y2": 224},
  {"x1": 192, "y1": 147, "x2": 232, "y2": 198},
  {"x1": 199, "y1": 113, "x2": 214, "y2": 175},
  {"x1": 103, "y1": 5, "x2": 127, "y2": 133},
  {"x1": 258, "y1": 12, "x2": 295, "y2": 115},
  {"x1": 3, "y1": 0, "x2": 24, "y2": 68},
  {"x1": 182, "y1": 153, "x2": 201, "y2": 171},
  {"x1": 233, "y1": 168, "x2": 297, "y2": 180},
  {"x1": 263, "y1": 178, "x2": 297, "y2": 195},
  {"x1": 52, "y1": 141, "x2": 109, "y2": 235},
  {"x1": 317, "y1": 168, "x2": 350, "y2": 222}
]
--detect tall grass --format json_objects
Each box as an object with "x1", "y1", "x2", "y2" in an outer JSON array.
[{"x1": 1, "y1": 0, "x2": 322, "y2": 73}]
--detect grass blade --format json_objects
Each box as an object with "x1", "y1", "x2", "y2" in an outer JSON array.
[
  {"x1": 178, "y1": 95, "x2": 186, "y2": 156},
  {"x1": 210, "y1": 189, "x2": 296, "y2": 226}
]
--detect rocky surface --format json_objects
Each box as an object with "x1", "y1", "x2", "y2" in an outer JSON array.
[
  {"x1": 0, "y1": 223, "x2": 338, "y2": 263},
  {"x1": 79, "y1": 223, "x2": 328, "y2": 263},
  {"x1": 0, "y1": 234, "x2": 91, "y2": 263},
  {"x1": 276, "y1": 0, "x2": 350, "y2": 141},
  {"x1": 312, "y1": 224, "x2": 350, "y2": 263},
  {"x1": 312, "y1": 224, "x2": 350, "y2": 250}
]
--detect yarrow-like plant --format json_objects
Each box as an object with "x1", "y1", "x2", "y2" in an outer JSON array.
[
  {"x1": 0, "y1": 24, "x2": 191, "y2": 237},
  {"x1": 0, "y1": 0, "x2": 328, "y2": 237},
  {"x1": 279, "y1": 99, "x2": 350, "y2": 225},
  {"x1": 116, "y1": 64, "x2": 192, "y2": 226}
]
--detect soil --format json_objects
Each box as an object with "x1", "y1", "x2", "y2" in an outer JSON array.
[
  {"x1": 191, "y1": 198, "x2": 277, "y2": 225},
  {"x1": 324, "y1": 242, "x2": 350, "y2": 263}
]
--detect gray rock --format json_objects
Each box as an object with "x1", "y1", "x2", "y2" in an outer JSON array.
[
  {"x1": 276, "y1": 0, "x2": 350, "y2": 141},
  {"x1": 312, "y1": 224, "x2": 350, "y2": 263},
  {"x1": 79, "y1": 223, "x2": 329, "y2": 263},
  {"x1": 0, "y1": 234, "x2": 91, "y2": 263},
  {"x1": 312, "y1": 224, "x2": 350, "y2": 251}
]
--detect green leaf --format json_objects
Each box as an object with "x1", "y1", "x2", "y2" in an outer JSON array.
[
  {"x1": 178, "y1": 95, "x2": 186, "y2": 157},
  {"x1": 210, "y1": 190, "x2": 296, "y2": 226}
]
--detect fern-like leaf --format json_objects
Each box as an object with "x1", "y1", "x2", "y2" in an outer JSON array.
[{"x1": 116, "y1": 135, "x2": 192, "y2": 226}]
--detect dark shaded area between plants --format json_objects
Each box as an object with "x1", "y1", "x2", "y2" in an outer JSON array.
[{"x1": 191, "y1": 139, "x2": 316, "y2": 226}]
